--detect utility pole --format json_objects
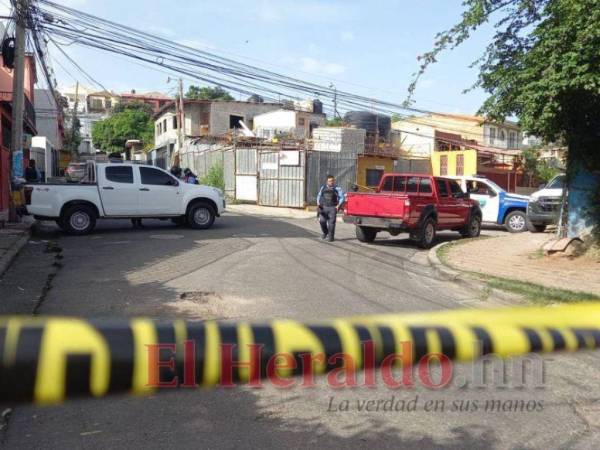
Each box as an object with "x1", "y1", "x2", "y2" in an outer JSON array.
[
  {"x1": 329, "y1": 83, "x2": 339, "y2": 119},
  {"x1": 70, "y1": 81, "x2": 79, "y2": 161},
  {"x1": 9, "y1": 0, "x2": 28, "y2": 221}
]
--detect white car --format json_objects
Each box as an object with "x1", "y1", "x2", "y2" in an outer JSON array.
[
  {"x1": 526, "y1": 174, "x2": 565, "y2": 232},
  {"x1": 25, "y1": 162, "x2": 225, "y2": 235},
  {"x1": 448, "y1": 176, "x2": 530, "y2": 232}
]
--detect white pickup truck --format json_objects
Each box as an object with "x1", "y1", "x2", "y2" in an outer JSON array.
[{"x1": 25, "y1": 162, "x2": 225, "y2": 235}]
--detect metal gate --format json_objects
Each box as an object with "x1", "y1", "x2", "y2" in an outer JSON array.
[
  {"x1": 258, "y1": 149, "x2": 305, "y2": 207},
  {"x1": 235, "y1": 148, "x2": 258, "y2": 202}
]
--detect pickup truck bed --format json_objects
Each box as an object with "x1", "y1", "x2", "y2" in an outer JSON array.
[{"x1": 343, "y1": 173, "x2": 482, "y2": 248}]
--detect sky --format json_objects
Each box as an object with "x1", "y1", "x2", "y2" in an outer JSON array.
[{"x1": 2, "y1": 0, "x2": 499, "y2": 115}]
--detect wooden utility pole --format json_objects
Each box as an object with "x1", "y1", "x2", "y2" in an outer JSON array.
[
  {"x1": 8, "y1": 0, "x2": 28, "y2": 221},
  {"x1": 70, "y1": 81, "x2": 79, "y2": 161},
  {"x1": 178, "y1": 78, "x2": 184, "y2": 150}
]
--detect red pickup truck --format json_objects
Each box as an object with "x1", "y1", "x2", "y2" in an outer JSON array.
[{"x1": 343, "y1": 173, "x2": 482, "y2": 248}]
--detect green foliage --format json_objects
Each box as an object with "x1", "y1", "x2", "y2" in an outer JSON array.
[
  {"x1": 325, "y1": 117, "x2": 343, "y2": 127},
  {"x1": 92, "y1": 107, "x2": 154, "y2": 153},
  {"x1": 185, "y1": 85, "x2": 234, "y2": 101},
  {"x1": 112, "y1": 101, "x2": 154, "y2": 116},
  {"x1": 200, "y1": 162, "x2": 225, "y2": 191},
  {"x1": 391, "y1": 113, "x2": 402, "y2": 123}
]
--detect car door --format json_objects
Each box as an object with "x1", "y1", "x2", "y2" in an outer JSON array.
[
  {"x1": 448, "y1": 179, "x2": 471, "y2": 225},
  {"x1": 467, "y1": 179, "x2": 499, "y2": 223},
  {"x1": 137, "y1": 166, "x2": 181, "y2": 215},
  {"x1": 434, "y1": 178, "x2": 453, "y2": 228},
  {"x1": 100, "y1": 165, "x2": 139, "y2": 216}
]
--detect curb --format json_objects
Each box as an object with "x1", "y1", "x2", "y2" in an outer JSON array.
[
  {"x1": 0, "y1": 232, "x2": 30, "y2": 278},
  {"x1": 428, "y1": 241, "x2": 522, "y2": 304}
]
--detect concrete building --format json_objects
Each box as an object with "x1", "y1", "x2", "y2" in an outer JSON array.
[
  {"x1": 151, "y1": 100, "x2": 282, "y2": 168},
  {"x1": 60, "y1": 85, "x2": 116, "y2": 155},
  {"x1": 253, "y1": 109, "x2": 325, "y2": 140},
  {"x1": 34, "y1": 89, "x2": 65, "y2": 151},
  {"x1": 0, "y1": 54, "x2": 37, "y2": 222}
]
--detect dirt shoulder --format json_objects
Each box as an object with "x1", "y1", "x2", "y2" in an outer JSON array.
[{"x1": 442, "y1": 231, "x2": 600, "y2": 298}]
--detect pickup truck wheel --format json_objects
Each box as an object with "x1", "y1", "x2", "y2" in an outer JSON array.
[
  {"x1": 356, "y1": 226, "x2": 377, "y2": 243},
  {"x1": 62, "y1": 205, "x2": 96, "y2": 235},
  {"x1": 187, "y1": 202, "x2": 215, "y2": 229},
  {"x1": 417, "y1": 218, "x2": 437, "y2": 249},
  {"x1": 460, "y1": 214, "x2": 481, "y2": 238},
  {"x1": 505, "y1": 210, "x2": 527, "y2": 233}
]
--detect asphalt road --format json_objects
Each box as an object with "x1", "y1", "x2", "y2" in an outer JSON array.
[{"x1": 1, "y1": 212, "x2": 599, "y2": 449}]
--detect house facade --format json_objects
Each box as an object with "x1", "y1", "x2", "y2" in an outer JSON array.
[
  {"x1": 253, "y1": 109, "x2": 326, "y2": 140},
  {"x1": 392, "y1": 113, "x2": 524, "y2": 191},
  {"x1": 0, "y1": 54, "x2": 37, "y2": 223}
]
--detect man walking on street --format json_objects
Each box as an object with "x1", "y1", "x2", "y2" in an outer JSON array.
[{"x1": 317, "y1": 175, "x2": 345, "y2": 242}]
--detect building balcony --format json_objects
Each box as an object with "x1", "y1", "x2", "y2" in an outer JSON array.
[{"x1": 0, "y1": 91, "x2": 37, "y2": 132}]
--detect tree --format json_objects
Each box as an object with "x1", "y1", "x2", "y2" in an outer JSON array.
[
  {"x1": 409, "y1": 0, "x2": 600, "y2": 239},
  {"x1": 112, "y1": 100, "x2": 153, "y2": 116},
  {"x1": 185, "y1": 85, "x2": 234, "y2": 101},
  {"x1": 92, "y1": 106, "x2": 154, "y2": 153}
]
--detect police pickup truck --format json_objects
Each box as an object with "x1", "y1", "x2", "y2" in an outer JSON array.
[
  {"x1": 448, "y1": 176, "x2": 529, "y2": 232},
  {"x1": 25, "y1": 161, "x2": 225, "y2": 235}
]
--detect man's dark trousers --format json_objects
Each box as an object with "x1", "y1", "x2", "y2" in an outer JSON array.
[{"x1": 319, "y1": 206, "x2": 337, "y2": 239}]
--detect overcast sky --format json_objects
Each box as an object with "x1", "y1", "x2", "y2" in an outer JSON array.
[{"x1": 2, "y1": 0, "x2": 498, "y2": 115}]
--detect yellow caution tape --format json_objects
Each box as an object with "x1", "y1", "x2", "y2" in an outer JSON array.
[{"x1": 2, "y1": 302, "x2": 600, "y2": 405}]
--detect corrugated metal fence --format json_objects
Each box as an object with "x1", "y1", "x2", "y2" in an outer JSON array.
[{"x1": 306, "y1": 151, "x2": 357, "y2": 204}]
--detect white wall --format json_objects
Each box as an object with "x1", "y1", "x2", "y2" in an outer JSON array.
[{"x1": 392, "y1": 120, "x2": 435, "y2": 157}]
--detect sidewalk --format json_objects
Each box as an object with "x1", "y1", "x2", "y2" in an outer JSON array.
[
  {"x1": 0, "y1": 222, "x2": 32, "y2": 277},
  {"x1": 442, "y1": 232, "x2": 600, "y2": 297},
  {"x1": 225, "y1": 203, "x2": 316, "y2": 219}
]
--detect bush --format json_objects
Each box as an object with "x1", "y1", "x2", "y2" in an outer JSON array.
[{"x1": 201, "y1": 163, "x2": 225, "y2": 191}]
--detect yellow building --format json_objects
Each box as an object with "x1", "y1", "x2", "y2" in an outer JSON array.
[
  {"x1": 431, "y1": 149, "x2": 478, "y2": 177},
  {"x1": 356, "y1": 155, "x2": 396, "y2": 190}
]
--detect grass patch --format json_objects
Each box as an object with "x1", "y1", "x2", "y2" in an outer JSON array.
[{"x1": 481, "y1": 275, "x2": 600, "y2": 304}]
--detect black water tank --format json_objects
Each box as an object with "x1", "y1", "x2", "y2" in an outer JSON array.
[
  {"x1": 344, "y1": 111, "x2": 391, "y2": 137},
  {"x1": 312, "y1": 99, "x2": 323, "y2": 114}
]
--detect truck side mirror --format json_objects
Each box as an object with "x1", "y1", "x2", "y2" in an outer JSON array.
[
  {"x1": 538, "y1": 183, "x2": 546, "y2": 189},
  {"x1": 351, "y1": 184, "x2": 359, "y2": 192}
]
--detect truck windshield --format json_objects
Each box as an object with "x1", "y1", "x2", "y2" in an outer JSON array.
[{"x1": 547, "y1": 175, "x2": 565, "y2": 189}]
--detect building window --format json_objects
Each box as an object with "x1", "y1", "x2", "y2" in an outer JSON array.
[
  {"x1": 91, "y1": 98, "x2": 102, "y2": 110},
  {"x1": 440, "y1": 155, "x2": 448, "y2": 176},
  {"x1": 365, "y1": 169, "x2": 384, "y2": 187},
  {"x1": 489, "y1": 127, "x2": 496, "y2": 145},
  {"x1": 173, "y1": 116, "x2": 178, "y2": 129},
  {"x1": 498, "y1": 129, "x2": 506, "y2": 142},
  {"x1": 456, "y1": 154, "x2": 464, "y2": 176},
  {"x1": 229, "y1": 114, "x2": 244, "y2": 129},
  {"x1": 106, "y1": 99, "x2": 112, "y2": 109},
  {"x1": 508, "y1": 131, "x2": 517, "y2": 149},
  {"x1": 163, "y1": 119, "x2": 167, "y2": 132},
  {"x1": 298, "y1": 117, "x2": 306, "y2": 126}
]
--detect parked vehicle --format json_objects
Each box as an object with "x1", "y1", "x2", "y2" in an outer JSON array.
[
  {"x1": 526, "y1": 174, "x2": 565, "y2": 232},
  {"x1": 343, "y1": 173, "x2": 482, "y2": 249},
  {"x1": 25, "y1": 162, "x2": 225, "y2": 235},
  {"x1": 64, "y1": 162, "x2": 87, "y2": 183},
  {"x1": 449, "y1": 175, "x2": 530, "y2": 233}
]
